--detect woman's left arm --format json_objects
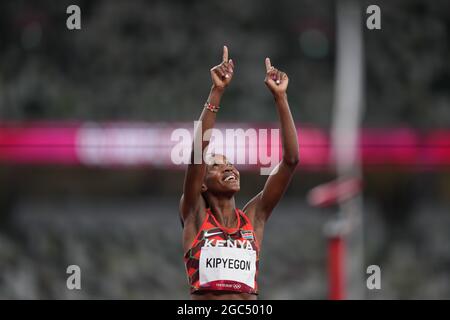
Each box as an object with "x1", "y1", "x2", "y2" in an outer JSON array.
[{"x1": 244, "y1": 58, "x2": 299, "y2": 223}]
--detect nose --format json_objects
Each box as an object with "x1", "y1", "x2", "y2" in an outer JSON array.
[{"x1": 224, "y1": 164, "x2": 238, "y2": 176}]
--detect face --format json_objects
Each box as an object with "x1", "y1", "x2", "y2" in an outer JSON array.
[{"x1": 203, "y1": 154, "x2": 240, "y2": 196}]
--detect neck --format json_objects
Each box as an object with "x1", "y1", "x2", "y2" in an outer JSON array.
[{"x1": 206, "y1": 194, "x2": 237, "y2": 229}]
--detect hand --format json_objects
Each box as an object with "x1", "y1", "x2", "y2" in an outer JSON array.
[
  {"x1": 264, "y1": 58, "x2": 288, "y2": 97},
  {"x1": 210, "y1": 46, "x2": 234, "y2": 90}
]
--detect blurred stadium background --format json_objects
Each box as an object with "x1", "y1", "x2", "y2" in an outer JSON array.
[{"x1": 0, "y1": 0, "x2": 449, "y2": 299}]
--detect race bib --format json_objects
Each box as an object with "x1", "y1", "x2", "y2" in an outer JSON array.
[{"x1": 199, "y1": 246, "x2": 256, "y2": 290}]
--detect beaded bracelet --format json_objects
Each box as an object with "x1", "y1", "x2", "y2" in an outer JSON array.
[{"x1": 204, "y1": 101, "x2": 220, "y2": 113}]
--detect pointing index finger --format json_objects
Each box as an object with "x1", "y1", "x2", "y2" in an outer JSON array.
[
  {"x1": 223, "y1": 46, "x2": 229, "y2": 62},
  {"x1": 265, "y1": 57, "x2": 272, "y2": 72}
]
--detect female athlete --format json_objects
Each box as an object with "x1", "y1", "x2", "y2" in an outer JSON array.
[{"x1": 180, "y1": 46, "x2": 299, "y2": 300}]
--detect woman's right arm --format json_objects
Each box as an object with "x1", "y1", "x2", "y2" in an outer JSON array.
[{"x1": 180, "y1": 46, "x2": 234, "y2": 221}]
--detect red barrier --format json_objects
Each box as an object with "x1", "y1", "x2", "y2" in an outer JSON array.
[{"x1": 328, "y1": 237, "x2": 346, "y2": 300}]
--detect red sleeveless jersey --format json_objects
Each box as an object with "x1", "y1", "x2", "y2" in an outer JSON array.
[{"x1": 184, "y1": 208, "x2": 260, "y2": 295}]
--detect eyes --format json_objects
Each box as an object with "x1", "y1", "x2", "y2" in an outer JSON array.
[
  {"x1": 210, "y1": 161, "x2": 234, "y2": 168},
  {"x1": 206, "y1": 160, "x2": 239, "y2": 179}
]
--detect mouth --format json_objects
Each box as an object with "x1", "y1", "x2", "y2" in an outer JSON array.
[{"x1": 223, "y1": 174, "x2": 238, "y2": 182}]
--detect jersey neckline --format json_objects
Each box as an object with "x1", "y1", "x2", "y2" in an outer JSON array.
[{"x1": 207, "y1": 208, "x2": 241, "y2": 234}]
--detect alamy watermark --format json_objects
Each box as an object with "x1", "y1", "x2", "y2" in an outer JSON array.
[
  {"x1": 171, "y1": 121, "x2": 281, "y2": 175},
  {"x1": 64, "y1": 264, "x2": 380, "y2": 292},
  {"x1": 66, "y1": 4, "x2": 381, "y2": 31},
  {"x1": 66, "y1": 265, "x2": 81, "y2": 290},
  {"x1": 66, "y1": 5, "x2": 81, "y2": 30},
  {"x1": 366, "y1": 264, "x2": 381, "y2": 290},
  {"x1": 366, "y1": 5, "x2": 381, "y2": 30}
]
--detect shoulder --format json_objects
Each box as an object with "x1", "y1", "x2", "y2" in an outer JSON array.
[
  {"x1": 179, "y1": 194, "x2": 207, "y2": 228},
  {"x1": 242, "y1": 192, "x2": 265, "y2": 229},
  {"x1": 180, "y1": 195, "x2": 210, "y2": 253}
]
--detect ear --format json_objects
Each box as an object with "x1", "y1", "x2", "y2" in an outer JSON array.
[{"x1": 201, "y1": 183, "x2": 207, "y2": 193}]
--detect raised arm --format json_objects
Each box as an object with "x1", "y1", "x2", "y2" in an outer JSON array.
[
  {"x1": 244, "y1": 58, "x2": 299, "y2": 223},
  {"x1": 180, "y1": 46, "x2": 235, "y2": 221}
]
